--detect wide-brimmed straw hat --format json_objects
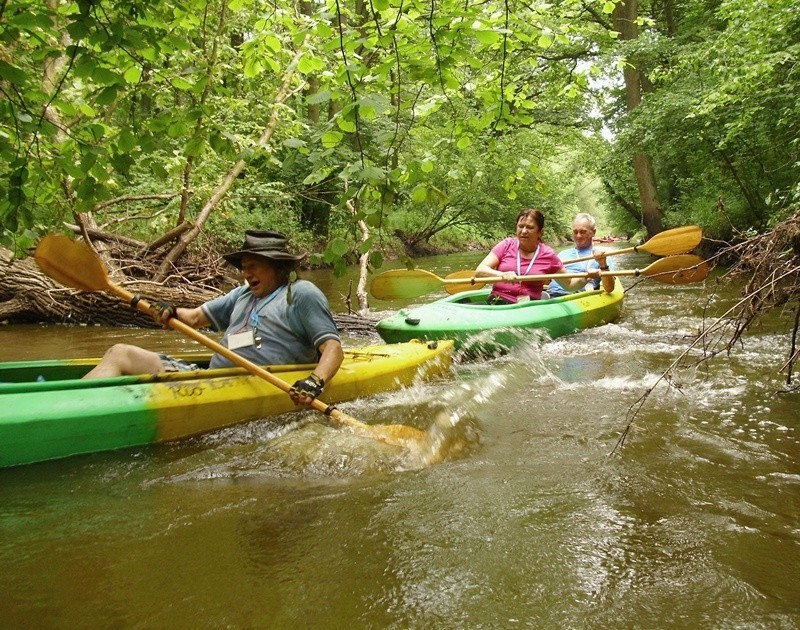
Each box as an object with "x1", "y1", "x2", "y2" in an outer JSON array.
[{"x1": 222, "y1": 230, "x2": 304, "y2": 269}]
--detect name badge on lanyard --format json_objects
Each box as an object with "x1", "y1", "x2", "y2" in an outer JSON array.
[
  {"x1": 228, "y1": 287, "x2": 283, "y2": 350},
  {"x1": 228, "y1": 330, "x2": 257, "y2": 350},
  {"x1": 517, "y1": 243, "x2": 539, "y2": 277}
]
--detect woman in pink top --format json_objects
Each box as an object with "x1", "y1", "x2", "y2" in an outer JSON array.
[{"x1": 475, "y1": 208, "x2": 605, "y2": 304}]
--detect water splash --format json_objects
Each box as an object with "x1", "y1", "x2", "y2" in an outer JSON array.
[
  {"x1": 453, "y1": 326, "x2": 553, "y2": 361},
  {"x1": 407, "y1": 369, "x2": 510, "y2": 469},
  {"x1": 149, "y1": 368, "x2": 510, "y2": 480}
]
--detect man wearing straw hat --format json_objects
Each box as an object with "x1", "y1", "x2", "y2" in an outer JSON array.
[{"x1": 83, "y1": 230, "x2": 343, "y2": 406}]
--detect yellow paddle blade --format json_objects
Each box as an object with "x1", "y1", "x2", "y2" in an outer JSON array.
[
  {"x1": 348, "y1": 422, "x2": 431, "y2": 451},
  {"x1": 561, "y1": 225, "x2": 704, "y2": 265},
  {"x1": 370, "y1": 269, "x2": 446, "y2": 300},
  {"x1": 641, "y1": 254, "x2": 709, "y2": 284},
  {"x1": 35, "y1": 234, "x2": 112, "y2": 292},
  {"x1": 443, "y1": 270, "x2": 488, "y2": 294},
  {"x1": 378, "y1": 424, "x2": 428, "y2": 442},
  {"x1": 638, "y1": 225, "x2": 703, "y2": 256}
]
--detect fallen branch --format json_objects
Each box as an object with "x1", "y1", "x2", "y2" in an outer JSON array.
[
  {"x1": 63, "y1": 223, "x2": 146, "y2": 248},
  {"x1": 612, "y1": 208, "x2": 800, "y2": 453},
  {"x1": 140, "y1": 221, "x2": 194, "y2": 254}
]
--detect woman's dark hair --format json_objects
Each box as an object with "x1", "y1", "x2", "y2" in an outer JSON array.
[{"x1": 516, "y1": 208, "x2": 544, "y2": 230}]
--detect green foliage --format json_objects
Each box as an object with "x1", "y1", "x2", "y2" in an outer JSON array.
[
  {"x1": 596, "y1": 0, "x2": 800, "y2": 240},
  {"x1": 1, "y1": 0, "x2": 611, "y2": 259},
  {"x1": 2, "y1": 0, "x2": 792, "y2": 269}
]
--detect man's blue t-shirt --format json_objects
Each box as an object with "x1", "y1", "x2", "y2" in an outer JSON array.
[
  {"x1": 200, "y1": 280, "x2": 340, "y2": 368},
  {"x1": 547, "y1": 246, "x2": 608, "y2": 296}
]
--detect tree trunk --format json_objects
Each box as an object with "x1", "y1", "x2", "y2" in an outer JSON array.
[
  {"x1": 632, "y1": 153, "x2": 663, "y2": 237},
  {"x1": 614, "y1": 0, "x2": 664, "y2": 238}
]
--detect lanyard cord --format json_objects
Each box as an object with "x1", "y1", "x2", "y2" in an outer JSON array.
[
  {"x1": 516, "y1": 242, "x2": 540, "y2": 277},
  {"x1": 235, "y1": 285, "x2": 286, "y2": 333},
  {"x1": 576, "y1": 246, "x2": 593, "y2": 271}
]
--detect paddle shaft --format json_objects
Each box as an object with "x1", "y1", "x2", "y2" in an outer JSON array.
[
  {"x1": 444, "y1": 255, "x2": 708, "y2": 291},
  {"x1": 371, "y1": 251, "x2": 708, "y2": 299},
  {"x1": 444, "y1": 269, "x2": 647, "y2": 285},
  {"x1": 562, "y1": 247, "x2": 633, "y2": 265},
  {"x1": 124, "y1": 291, "x2": 429, "y2": 446},
  {"x1": 562, "y1": 245, "x2": 645, "y2": 265}
]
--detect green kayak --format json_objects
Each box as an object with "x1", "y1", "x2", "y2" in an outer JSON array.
[
  {"x1": 0, "y1": 340, "x2": 454, "y2": 469},
  {"x1": 376, "y1": 280, "x2": 624, "y2": 355}
]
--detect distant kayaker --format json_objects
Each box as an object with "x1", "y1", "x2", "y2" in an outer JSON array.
[
  {"x1": 82, "y1": 230, "x2": 343, "y2": 407},
  {"x1": 475, "y1": 208, "x2": 610, "y2": 304},
  {"x1": 547, "y1": 212, "x2": 616, "y2": 297}
]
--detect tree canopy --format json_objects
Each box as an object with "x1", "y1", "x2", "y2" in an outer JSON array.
[{"x1": 0, "y1": 0, "x2": 797, "y2": 262}]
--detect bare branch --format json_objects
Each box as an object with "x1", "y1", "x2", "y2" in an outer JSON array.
[{"x1": 613, "y1": 208, "x2": 800, "y2": 452}]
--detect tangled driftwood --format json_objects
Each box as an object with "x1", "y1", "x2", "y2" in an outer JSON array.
[
  {"x1": 614, "y1": 208, "x2": 800, "y2": 452},
  {"x1": 0, "y1": 237, "x2": 378, "y2": 336}
]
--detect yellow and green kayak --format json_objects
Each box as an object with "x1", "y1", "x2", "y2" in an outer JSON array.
[
  {"x1": 0, "y1": 340, "x2": 453, "y2": 468},
  {"x1": 376, "y1": 281, "x2": 624, "y2": 355}
]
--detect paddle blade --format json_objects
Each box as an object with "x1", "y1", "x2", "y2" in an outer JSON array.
[
  {"x1": 443, "y1": 270, "x2": 488, "y2": 294},
  {"x1": 643, "y1": 254, "x2": 709, "y2": 284},
  {"x1": 323, "y1": 401, "x2": 433, "y2": 451},
  {"x1": 35, "y1": 234, "x2": 111, "y2": 292},
  {"x1": 370, "y1": 269, "x2": 445, "y2": 300},
  {"x1": 639, "y1": 225, "x2": 703, "y2": 256},
  {"x1": 368, "y1": 423, "x2": 431, "y2": 450}
]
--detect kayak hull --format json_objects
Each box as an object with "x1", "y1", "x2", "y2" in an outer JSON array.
[
  {"x1": 0, "y1": 340, "x2": 453, "y2": 468},
  {"x1": 376, "y1": 280, "x2": 624, "y2": 354}
]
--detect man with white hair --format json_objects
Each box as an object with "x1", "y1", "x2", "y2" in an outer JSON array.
[{"x1": 547, "y1": 213, "x2": 615, "y2": 296}]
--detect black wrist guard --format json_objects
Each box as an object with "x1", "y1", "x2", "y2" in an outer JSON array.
[
  {"x1": 291, "y1": 374, "x2": 324, "y2": 399},
  {"x1": 153, "y1": 300, "x2": 177, "y2": 319}
]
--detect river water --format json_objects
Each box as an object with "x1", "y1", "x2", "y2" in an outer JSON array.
[{"x1": 1, "y1": 249, "x2": 798, "y2": 627}]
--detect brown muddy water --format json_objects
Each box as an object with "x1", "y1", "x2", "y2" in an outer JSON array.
[{"x1": 1, "y1": 249, "x2": 798, "y2": 627}]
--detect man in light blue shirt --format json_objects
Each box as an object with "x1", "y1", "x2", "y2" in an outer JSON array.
[
  {"x1": 547, "y1": 213, "x2": 614, "y2": 297},
  {"x1": 83, "y1": 230, "x2": 343, "y2": 406}
]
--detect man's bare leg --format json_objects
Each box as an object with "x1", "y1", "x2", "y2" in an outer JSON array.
[{"x1": 83, "y1": 344, "x2": 164, "y2": 379}]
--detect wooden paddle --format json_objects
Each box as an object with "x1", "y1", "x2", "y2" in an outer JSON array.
[
  {"x1": 371, "y1": 254, "x2": 709, "y2": 299},
  {"x1": 35, "y1": 234, "x2": 428, "y2": 451},
  {"x1": 560, "y1": 225, "x2": 703, "y2": 265},
  {"x1": 444, "y1": 254, "x2": 709, "y2": 294}
]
